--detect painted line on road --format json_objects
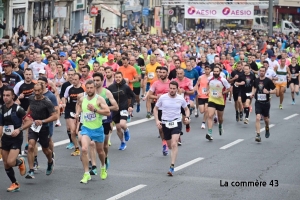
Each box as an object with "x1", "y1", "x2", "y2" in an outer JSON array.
[
  {"x1": 175, "y1": 157, "x2": 204, "y2": 171},
  {"x1": 220, "y1": 139, "x2": 244, "y2": 150},
  {"x1": 106, "y1": 184, "x2": 147, "y2": 200},
  {"x1": 260, "y1": 124, "x2": 275, "y2": 132},
  {"x1": 284, "y1": 114, "x2": 298, "y2": 120}
]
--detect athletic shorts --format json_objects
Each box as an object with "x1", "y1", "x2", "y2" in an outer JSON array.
[
  {"x1": 181, "y1": 104, "x2": 190, "y2": 116},
  {"x1": 275, "y1": 82, "x2": 287, "y2": 89},
  {"x1": 103, "y1": 123, "x2": 112, "y2": 135},
  {"x1": 289, "y1": 78, "x2": 299, "y2": 85},
  {"x1": 112, "y1": 111, "x2": 128, "y2": 124},
  {"x1": 146, "y1": 82, "x2": 150, "y2": 92},
  {"x1": 0, "y1": 135, "x2": 23, "y2": 151},
  {"x1": 190, "y1": 93, "x2": 196, "y2": 101},
  {"x1": 64, "y1": 108, "x2": 75, "y2": 119},
  {"x1": 133, "y1": 87, "x2": 141, "y2": 95},
  {"x1": 198, "y1": 98, "x2": 208, "y2": 105},
  {"x1": 241, "y1": 92, "x2": 251, "y2": 103},
  {"x1": 81, "y1": 126, "x2": 104, "y2": 143},
  {"x1": 232, "y1": 90, "x2": 241, "y2": 102},
  {"x1": 255, "y1": 101, "x2": 270, "y2": 117},
  {"x1": 208, "y1": 101, "x2": 225, "y2": 111},
  {"x1": 28, "y1": 126, "x2": 50, "y2": 148},
  {"x1": 78, "y1": 123, "x2": 83, "y2": 132},
  {"x1": 162, "y1": 122, "x2": 182, "y2": 141}
]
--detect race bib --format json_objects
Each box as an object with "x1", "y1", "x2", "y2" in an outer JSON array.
[
  {"x1": 31, "y1": 123, "x2": 42, "y2": 133},
  {"x1": 102, "y1": 116, "x2": 107, "y2": 120},
  {"x1": 148, "y1": 72, "x2": 154, "y2": 79},
  {"x1": 292, "y1": 74, "x2": 296, "y2": 79},
  {"x1": 257, "y1": 94, "x2": 267, "y2": 101},
  {"x1": 212, "y1": 90, "x2": 218, "y2": 97},
  {"x1": 120, "y1": 110, "x2": 128, "y2": 117},
  {"x1": 84, "y1": 112, "x2": 96, "y2": 122},
  {"x1": 278, "y1": 78, "x2": 284, "y2": 82},
  {"x1": 3, "y1": 125, "x2": 14, "y2": 135},
  {"x1": 165, "y1": 120, "x2": 178, "y2": 129},
  {"x1": 246, "y1": 92, "x2": 252, "y2": 97},
  {"x1": 202, "y1": 88, "x2": 207, "y2": 93}
]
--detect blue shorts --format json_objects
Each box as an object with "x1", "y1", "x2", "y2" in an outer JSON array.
[
  {"x1": 146, "y1": 82, "x2": 150, "y2": 92},
  {"x1": 81, "y1": 126, "x2": 104, "y2": 143},
  {"x1": 190, "y1": 94, "x2": 196, "y2": 101}
]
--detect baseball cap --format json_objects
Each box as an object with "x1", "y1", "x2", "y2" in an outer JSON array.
[
  {"x1": 108, "y1": 54, "x2": 114, "y2": 60},
  {"x1": 38, "y1": 76, "x2": 48, "y2": 83},
  {"x1": 2, "y1": 60, "x2": 13, "y2": 67},
  {"x1": 38, "y1": 69, "x2": 46, "y2": 74},
  {"x1": 59, "y1": 52, "x2": 66, "y2": 57}
]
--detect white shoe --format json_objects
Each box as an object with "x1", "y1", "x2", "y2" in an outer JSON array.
[{"x1": 201, "y1": 123, "x2": 206, "y2": 129}]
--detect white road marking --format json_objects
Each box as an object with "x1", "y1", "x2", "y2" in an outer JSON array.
[
  {"x1": 106, "y1": 184, "x2": 147, "y2": 200},
  {"x1": 220, "y1": 139, "x2": 244, "y2": 150},
  {"x1": 284, "y1": 114, "x2": 298, "y2": 120},
  {"x1": 175, "y1": 157, "x2": 204, "y2": 171},
  {"x1": 260, "y1": 124, "x2": 275, "y2": 132}
]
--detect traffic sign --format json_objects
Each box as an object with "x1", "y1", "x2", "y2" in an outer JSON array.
[
  {"x1": 90, "y1": 6, "x2": 98, "y2": 16},
  {"x1": 142, "y1": 8, "x2": 149, "y2": 16},
  {"x1": 168, "y1": 9, "x2": 174, "y2": 15}
]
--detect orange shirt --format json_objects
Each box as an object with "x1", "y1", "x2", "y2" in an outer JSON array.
[{"x1": 118, "y1": 65, "x2": 138, "y2": 90}]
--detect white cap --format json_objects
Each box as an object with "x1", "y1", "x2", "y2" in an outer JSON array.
[{"x1": 39, "y1": 69, "x2": 46, "y2": 74}]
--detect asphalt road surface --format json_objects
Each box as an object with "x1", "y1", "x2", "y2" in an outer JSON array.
[{"x1": 0, "y1": 93, "x2": 300, "y2": 200}]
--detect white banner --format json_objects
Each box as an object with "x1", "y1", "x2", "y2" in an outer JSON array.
[{"x1": 185, "y1": 5, "x2": 254, "y2": 19}]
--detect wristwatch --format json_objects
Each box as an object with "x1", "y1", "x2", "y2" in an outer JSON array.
[
  {"x1": 19, "y1": 127, "x2": 23, "y2": 132},
  {"x1": 42, "y1": 120, "x2": 45, "y2": 123},
  {"x1": 94, "y1": 108, "x2": 97, "y2": 113}
]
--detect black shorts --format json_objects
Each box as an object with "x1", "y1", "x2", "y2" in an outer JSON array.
[
  {"x1": 0, "y1": 135, "x2": 23, "y2": 151},
  {"x1": 181, "y1": 104, "x2": 190, "y2": 116},
  {"x1": 198, "y1": 98, "x2": 208, "y2": 105},
  {"x1": 208, "y1": 101, "x2": 225, "y2": 111},
  {"x1": 162, "y1": 122, "x2": 182, "y2": 141},
  {"x1": 64, "y1": 108, "x2": 75, "y2": 119},
  {"x1": 158, "y1": 109, "x2": 162, "y2": 121},
  {"x1": 28, "y1": 126, "x2": 50, "y2": 148},
  {"x1": 141, "y1": 74, "x2": 145, "y2": 79},
  {"x1": 133, "y1": 87, "x2": 141, "y2": 95},
  {"x1": 103, "y1": 123, "x2": 112, "y2": 135},
  {"x1": 289, "y1": 78, "x2": 299, "y2": 86},
  {"x1": 255, "y1": 101, "x2": 270, "y2": 117},
  {"x1": 112, "y1": 111, "x2": 127, "y2": 124},
  {"x1": 232, "y1": 90, "x2": 241, "y2": 102},
  {"x1": 241, "y1": 92, "x2": 251, "y2": 103},
  {"x1": 78, "y1": 123, "x2": 83, "y2": 131}
]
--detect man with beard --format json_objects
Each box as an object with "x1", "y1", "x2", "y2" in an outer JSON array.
[
  {"x1": 206, "y1": 67, "x2": 231, "y2": 141},
  {"x1": 104, "y1": 67, "x2": 115, "y2": 88},
  {"x1": 153, "y1": 81, "x2": 190, "y2": 176},
  {"x1": 76, "y1": 80, "x2": 110, "y2": 183},
  {"x1": 251, "y1": 67, "x2": 276, "y2": 143}
]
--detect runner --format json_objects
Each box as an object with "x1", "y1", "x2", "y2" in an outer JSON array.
[
  {"x1": 153, "y1": 81, "x2": 190, "y2": 176},
  {"x1": 104, "y1": 67, "x2": 115, "y2": 88},
  {"x1": 251, "y1": 67, "x2": 276, "y2": 142},
  {"x1": 206, "y1": 66, "x2": 231, "y2": 140},
  {"x1": 0, "y1": 88, "x2": 32, "y2": 192},
  {"x1": 76, "y1": 80, "x2": 110, "y2": 183},
  {"x1": 28, "y1": 54, "x2": 46, "y2": 80},
  {"x1": 288, "y1": 57, "x2": 300, "y2": 104},
  {"x1": 129, "y1": 56, "x2": 142, "y2": 113}
]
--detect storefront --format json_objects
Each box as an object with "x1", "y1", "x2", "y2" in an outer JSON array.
[
  {"x1": 71, "y1": 0, "x2": 86, "y2": 35},
  {"x1": 8, "y1": 0, "x2": 28, "y2": 36}
]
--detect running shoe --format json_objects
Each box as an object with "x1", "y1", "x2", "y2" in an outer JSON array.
[
  {"x1": 106, "y1": 158, "x2": 110, "y2": 170},
  {"x1": 19, "y1": 157, "x2": 26, "y2": 176},
  {"x1": 292, "y1": 100, "x2": 295, "y2": 105},
  {"x1": 206, "y1": 134, "x2": 213, "y2": 141},
  {"x1": 279, "y1": 104, "x2": 283, "y2": 109},
  {"x1": 255, "y1": 134, "x2": 261, "y2": 142},
  {"x1": 66, "y1": 142, "x2": 75, "y2": 149},
  {"x1": 119, "y1": 142, "x2": 126, "y2": 150},
  {"x1": 24, "y1": 144, "x2": 28, "y2": 154},
  {"x1": 167, "y1": 167, "x2": 174, "y2": 176},
  {"x1": 124, "y1": 128, "x2": 130, "y2": 141},
  {"x1": 195, "y1": 111, "x2": 199, "y2": 118},
  {"x1": 162, "y1": 145, "x2": 168, "y2": 156},
  {"x1": 186, "y1": 125, "x2": 190, "y2": 133},
  {"x1": 89, "y1": 168, "x2": 97, "y2": 175},
  {"x1": 201, "y1": 123, "x2": 206, "y2": 129},
  {"x1": 136, "y1": 104, "x2": 140, "y2": 113},
  {"x1": 178, "y1": 136, "x2": 182, "y2": 146},
  {"x1": 25, "y1": 171, "x2": 35, "y2": 179},
  {"x1": 80, "y1": 173, "x2": 91, "y2": 184},
  {"x1": 71, "y1": 148, "x2": 80, "y2": 156},
  {"x1": 33, "y1": 160, "x2": 39, "y2": 171},
  {"x1": 89, "y1": 161, "x2": 92, "y2": 170},
  {"x1": 46, "y1": 159, "x2": 55, "y2": 176},
  {"x1": 239, "y1": 112, "x2": 243, "y2": 121},
  {"x1": 244, "y1": 118, "x2": 249, "y2": 124},
  {"x1": 265, "y1": 127, "x2": 270, "y2": 138},
  {"x1": 146, "y1": 112, "x2": 151, "y2": 118},
  {"x1": 236, "y1": 113, "x2": 239, "y2": 122},
  {"x1": 7, "y1": 182, "x2": 20, "y2": 192},
  {"x1": 55, "y1": 122, "x2": 61, "y2": 127},
  {"x1": 100, "y1": 167, "x2": 107, "y2": 180}
]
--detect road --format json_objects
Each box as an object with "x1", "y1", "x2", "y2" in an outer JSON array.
[{"x1": 0, "y1": 93, "x2": 300, "y2": 200}]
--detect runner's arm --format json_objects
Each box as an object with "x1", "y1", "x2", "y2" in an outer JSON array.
[
  {"x1": 96, "y1": 96, "x2": 110, "y2": 116},
  {"x1": 76, "y1": 96, "x2": 83, "y2": 117},
  {"x1": 106, "y1": 90, "x2": 119, "y2": 111}
]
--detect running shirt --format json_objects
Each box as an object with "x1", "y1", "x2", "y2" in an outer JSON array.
[
  {"x1": 14, "y1": 81, "x2": 35, "y2": 110},
  {"x1": 98, "y1": 88, "x2": 112, "y2": 123},
  {"x1": 55, "y1": 74, "x2": 67, "y2": 93},
  {"x1": 103, "y1": 62, "x2": 119, "y2": 72},
  {"x1": 28, "y1": 96, "x2": 55, "y2": 126},
  {"x1": 118, "y1": 65, "x2": 138, "y2": 90},
  {"x1": 64, "y1": 85, "x2": 85, "y2": 112},
  {"x1": 230, "y1": 70, "x2": 245, "y2": 91},
  {"x1": 82, "y1": 94, "x2": 102, "y2": 129},
  {"x1": 29, "y1": 62, "x2": 46, "y2": 80},
  {"x1": 133, "y1": 64, "x2": 141, "y2": 88},
  {"x1": 198, "y1": 75, "x2": 209, "y2": 99},
  {"x1": 275, "y1": 66, "x2": 288, "y2": 83},
  {"x1": 288, "y1": 64, "x2": 300, "y2": 79},
  {"x1": 184, "y1": 69, "x2": 199, "y2": 86},
  {"x1": 2, "y1": 72, "x2": 22, "y2": 89},
  {"x1": 173, "y1": 77, "x2": 193, "y2": 104},
  {"x1": 208, "y1": 77, "x2": 231, "y2": 105},
  {"x1": 242, "y1": 73, "x2": 256, "y2": 93},
  {"x1": 254, "y1": 77, "x2": 275, "y2": 102},
  {"x1": 146, "y1": 62, "x2": 160, "y2": 83},
  {"x1": 149, "y1": 79, "x2": 170, "y2": 95}
]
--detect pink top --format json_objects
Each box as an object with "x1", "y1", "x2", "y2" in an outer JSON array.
[
  {"x1": 103, "y1": 62, "x2": 119, "y2": 72},
  {"x1": 173, "y1": 77, "x2": 193, "y2": 103},
  {"x1": 47, "y1": 69, "x2": 57, "y2": 80},
  {"x1": 149, "y1": 79, "x2": 171, "y2": 95}
]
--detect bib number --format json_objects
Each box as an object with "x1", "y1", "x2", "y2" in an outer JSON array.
[
  {"x1": 120, "y1": 110, "x2": 128, "y2": 117},
  {"x1": 257, "y1": 94, "x2": 267, "y2": 101},
  {"x1": 278, "y1": 78, "x2": 284, "y2": 82},
  {"x1": 202, "y1": 88, "x2": 207, "y2": 93},
  {"x1": 31, "y1": 123, "x2": 42, "y2": 133},
  {"x1": 3, "y1": 125, "x2": 14, "y2": 135},
  {"x1": 84, "y1": 112, "x2": 96, "y2": 122},
  {"x1": 102, "y1": 116, "x2": 107, "y2": 120},
  {"x1": 165, "y1": 121, "x2": 178, "y2": 129},
  {"x1": 212, "y1": 90, "x2": 218, "y2": 97},
  {"x1": 148, "y1": 72, "x2": 154, "y2": 79}
]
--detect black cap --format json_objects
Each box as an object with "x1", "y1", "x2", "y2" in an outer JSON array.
[
  {"x1": 2, "y1": 60, "x2": 13, "y2": 67},
  {"x1": 38, "y1": 76, "x2": 48, "y2": 83}
]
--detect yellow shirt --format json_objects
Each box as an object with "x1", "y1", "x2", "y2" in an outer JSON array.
[
  {"x1": 181, "y1": 62, "x2": 187, "y2": 69},
  {"x1": 145, "y1": 62, "x2": 160, "y2": 82}
]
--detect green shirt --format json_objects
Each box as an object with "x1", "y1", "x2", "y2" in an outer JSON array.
[
  {"x1": 133, "y1": 64, "x2": 141, "y2": 88},
  {"x1": 97, "y1": 56, "x2": 108, "y2": 66},
  {"x1": 82, "y1": 95, "x2": 102, "y2": 129}
]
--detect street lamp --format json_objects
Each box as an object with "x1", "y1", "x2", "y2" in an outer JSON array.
[{"x1": 120, "y1": 0, "x2": 124, "y2": 28}]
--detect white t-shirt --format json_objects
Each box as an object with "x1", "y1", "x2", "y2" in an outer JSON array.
[
  {"x1": 259, "y1": 68, "x2": 277, "y2": 80},
  {"x1": 29, "y1": 62, "x2": 46, "y2": 80},
  {"x1": 155, "y1": 93, "x2": 187, "y2": 122},
  {"x1": 267, "y1": 58, "x2": 279, "y2": 71}
]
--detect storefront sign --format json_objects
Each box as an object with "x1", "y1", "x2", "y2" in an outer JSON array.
[
  {"x1": 184, "y1": 5, "x2": 254, "y2": 19},
  {"x1": 13, "y1": 8, "x2": 26, "y2": 14},
  {"x1": 142, "y1": 8, "x2": 149, "y2": 16},
  {"x1": 90, "y1": 6, "x2": 98, "y2": 16}
]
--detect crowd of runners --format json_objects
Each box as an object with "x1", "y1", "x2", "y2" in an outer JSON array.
[{"x1": 0, "y1": 28, "x2": 299, "y2": 192}]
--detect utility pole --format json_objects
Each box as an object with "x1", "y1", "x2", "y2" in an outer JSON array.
[{"x1": 268, "y1": 0, "x2": 273, "y2": 36}]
